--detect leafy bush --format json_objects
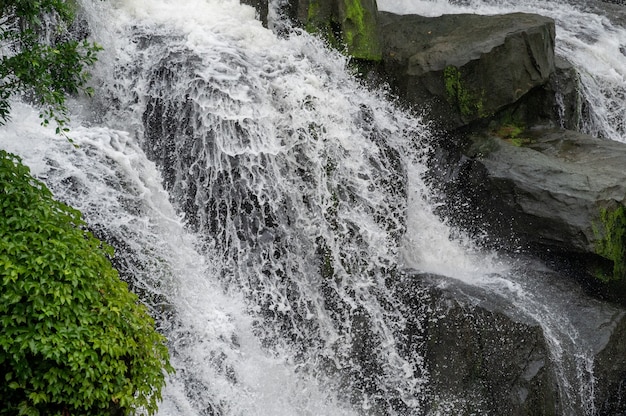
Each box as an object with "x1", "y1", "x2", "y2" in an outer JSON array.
[
  {"x1": 0, "y1": 0, "x2": 101, "y2": 132},
  {"x1": 0, "y1": 150, "x2": 173, "y2": 415}
]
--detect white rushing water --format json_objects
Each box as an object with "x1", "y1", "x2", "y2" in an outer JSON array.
[
  {"x1": 2, "y1": 0, "x2": 448, "y2": 413},
  {"x1": 377, "y1": 0, "x2": 626, "y2": 142},
  {"x1": 0, "y1": 104, "x2": 366, "y2": 415},
  {"x1": 2, "y1": 0, "x2": 625, "y2": 414}
]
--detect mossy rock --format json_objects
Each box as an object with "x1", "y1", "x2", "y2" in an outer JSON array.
[
  {"x1": 443, "y1": 65, "x2": 489, "y2": 122},
  {"x1": 593, "y1": 204, "x2": 626, "y2": 284},
  {"x1": 304, "y1": 0, "x2": 382, "y2": 61}
]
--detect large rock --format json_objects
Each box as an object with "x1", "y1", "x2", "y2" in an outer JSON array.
[
  {"x1": 378, "y1": 12, "x2": 556, "y2": 128},
  {"x1": 433, "y1": 127, "x2": 626, "y2": 294},
  {"x1": 397, "y1": 271, "x2": 626, "y2": 415},
  {"x1": 403, "y1": 275, "x2": 559, "y2": 415}
]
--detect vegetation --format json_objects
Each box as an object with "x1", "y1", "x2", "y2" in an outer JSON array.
[
  {"x1": 0, "y1": 151, "x2": 173, "y2": 415},
  {"x1": 342, "y1": 0, "x2": 381, "y2": 60},
  {"x1": 492, "y1": 122, "x2": 534, "y2": 147},
  {"x1": 305, "y1": 0, "x2": 381, "y2": 61},
  {"x1": 0, "y1": 0, "x2": 101, "y2": 133}
]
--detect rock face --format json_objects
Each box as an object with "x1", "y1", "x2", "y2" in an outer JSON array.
[
  {"x1": 397, "y1": 272, "x2": 626, "y2": 415},
  {"x1": 297, "y1": 0, "x2": 382, "y2": 60},
  {"x1": 595, "y1": 313, "x2": 626, "y2": 414},
  {"x1": 378, "y1": 12, "x2": 556, "y2": 128},
  {"x1": 433, "y1": 128, "x2": 626, "y2": 292},
  {"x1": 396, "y1": 273, "x2": 559, "y2": 415},
  {"x1": 395, "y1": 271, "x2": 626, "y2": 415},
  {"x1": 242, "y1": 0, "x2": 382, "y2": 60}
]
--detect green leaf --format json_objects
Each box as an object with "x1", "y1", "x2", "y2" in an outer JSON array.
[{"x1": 0, "y1": 152, "x2": 172, "y2": 414}]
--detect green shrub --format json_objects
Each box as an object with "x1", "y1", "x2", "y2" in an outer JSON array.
[
  {"x1": 0, "y1": 151, "x2": 173, "y2": 415},
  {"x1": 0, "y1": 0, "x2": 101, "y2": 132}
]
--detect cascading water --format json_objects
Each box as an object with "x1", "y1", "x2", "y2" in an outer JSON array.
[{"x1": 2, "y1": 0, "x2": 626, "y2": 414}]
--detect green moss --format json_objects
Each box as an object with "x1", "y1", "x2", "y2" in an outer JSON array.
[
  {"x1": 593, "y1": 205, "x2": 626, "y2": 282},
  {"x1": 443, "y1": 66, "x2": 488, "y2": 120},
  {"x1": 305, "y1": 0, "x2": 343, "y2": 51},
  {"x1": 492, "y1": 124, "x2": 535, "y2": 147},
  {"x1": 342, "y1": 0, "x2": 381, "y2": 60},
  {"x1": 305, "y1": 0, "x2": 381, "y2": 61},
  {"x1": 495, "y1": 124, "x2": 524, "y2": 139},
  {"x1": 307, "y1": 0, "x2": 321, "y2": 20}
]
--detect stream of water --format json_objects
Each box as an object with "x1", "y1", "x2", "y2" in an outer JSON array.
[{"x1": 1, "y1": 0, "x2": 626, "y2": 414}]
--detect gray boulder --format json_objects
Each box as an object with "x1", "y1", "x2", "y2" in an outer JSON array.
[
  {"x1": 378, "y1": 12, "x2": 556, "y2": 128},
  {"x1": 435, "y1": 128, "x2": 626, "y2": 292}
]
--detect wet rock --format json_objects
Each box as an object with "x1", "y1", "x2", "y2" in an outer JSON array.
[
  {"x1": 244, "y1": 0, "x2": 382, "y2": 60},
  {"x1": 595, "y1": 311, "x2": 626, "y2": 414},
  {"x1": 397, "y1": 271, "x2": 626, "y2": 415},
  {"x1": 497, "y1": 56, "x2": 588, "y2": 131},
  {"x1": 297, "y1": 0, "x2": 382, "y2": 60},
  {"x1": 397, "y1": 273, "x2": 560, "y2": 415},
  {"x1": 378, "y1": 12, "x2": 556, "y2": 129},
  {"x1": 434, "y1": 127, "x2": 626, "y2": 297}
]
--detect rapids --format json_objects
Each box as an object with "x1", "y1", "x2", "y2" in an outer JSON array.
[{"x1": 1, "y1": 0, "x2": 626, "y2": 414}]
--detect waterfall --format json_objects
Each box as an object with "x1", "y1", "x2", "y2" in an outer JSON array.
[
  {"x1": 2, "y1": 0, "x2": 625, "y2": 414},
  {"x1": 2, "y1": 0, "x2": 442, "y2": 413}
]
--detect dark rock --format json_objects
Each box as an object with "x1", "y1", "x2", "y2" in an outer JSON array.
[
  {"x1": 396, "y1": 273, "x2": 560, "y2": 415},
  {"x1": 433, "y1": 127, "x2": 626, "y2": 296},
  {"x1": 595, "y1": 312, "x2": 626, "y2": 414},
  {"x1": 493, "y1": 56, "x2": 588, "y2": 131},
  {"x1": 424, "y1": 292, "x2": 557, "y2": 414},
  {"x1": 396, "y1": 271, "x2": 626, "y2": 415},
  {"x1": 297, "y1": 0, "x2": 382, "y2": 60},
  {"x1": 244, "y1": 0, "x2": 382, "y2": 60},
  {"x1": 378, "y1": 12, "x2": 555, "y2": 129}
]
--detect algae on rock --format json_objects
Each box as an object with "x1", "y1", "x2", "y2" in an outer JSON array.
[
  {"x1": 593, "y1": 204, "x2": 626, "y2": 283},
  {"x1": 303, "y1": 0, "x2": 382, "y2": 61}
]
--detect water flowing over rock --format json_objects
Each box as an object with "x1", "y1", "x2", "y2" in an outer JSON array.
[
  {"x1": 393, "y1": 270, "x2": 626, "y2": 416},
  {"x1": 397, "y1": 273, "x2": 560, "y2": 415},
  {"x1": 378, "y1": 12, "x2": 556, "y2": 128},
  {"x1": 4, "y1": 0, "x2": 626, "y2": 414},
  {"x1": 244, "y1": 0, "x2": 382, "y2": 60}
]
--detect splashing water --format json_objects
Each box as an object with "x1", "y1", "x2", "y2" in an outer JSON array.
[
  {"x1": 2, "y1": 0, "x2": 624, "y2": 414},
  {"x1": 3, "y1": 0, "x2": 446, "y2": 412}
]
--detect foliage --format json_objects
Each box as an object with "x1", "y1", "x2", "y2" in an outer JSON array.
[
  {"x1": 0, "y1": 0, "x2": 101, "y2": 132},
  {"x1": 0, "y1": 151, "x2": 173, "y2": 415}
]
